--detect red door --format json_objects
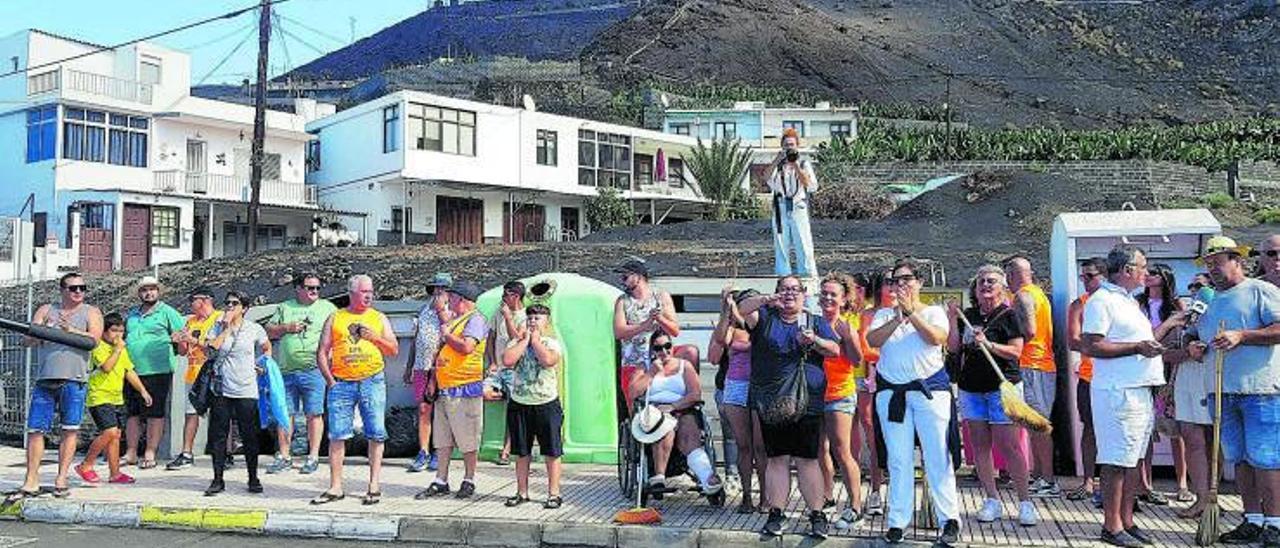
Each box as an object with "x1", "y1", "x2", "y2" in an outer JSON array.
[
  {"x1": 121, "y1": 204, "x2": 151, "y2": 271},
  {"x1": 78, "y1": 228, "x2": 113, "y2": 273},
  {"x1": 436, "y1": 197, "x2": 483, "y2": 245},
  {"x1": 503, "y1": 203, "x2": 545, "y2": 243}
]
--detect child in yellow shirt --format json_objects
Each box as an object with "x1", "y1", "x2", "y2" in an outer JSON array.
[{"x1": 75, "y1": 313, "x2": 151, "y2": 484}]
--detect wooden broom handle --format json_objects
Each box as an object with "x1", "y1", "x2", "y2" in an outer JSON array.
[
  {"x1": 1209, "y1": 320, "x2": 1227, "y2": 490},
  {"x1": 955, "y1": 309, "x2": 1013, "y2": 384}
]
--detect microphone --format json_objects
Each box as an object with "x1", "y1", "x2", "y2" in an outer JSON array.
[{"x1": 1187, "y1": 300, "x2": 1207, "y2": 326}]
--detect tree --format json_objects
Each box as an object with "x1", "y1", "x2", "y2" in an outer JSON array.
[
  {"x1": 684, "y1": 137, "x2": 755, "y2": 221},
  {"x1": 584, "y1": 186, "x2": 638, "y2": 231}
]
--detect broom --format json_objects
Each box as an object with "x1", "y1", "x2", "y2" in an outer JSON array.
[
  {"x1": 1195, "y1": 321, "x2": 1228, "y2": 546},
  {"x1": 956, "y1": 312, "x2": 1052, "y2": 434},
  {"x1": 614, "y1": 383, "x2": 663, "y2": 525}
]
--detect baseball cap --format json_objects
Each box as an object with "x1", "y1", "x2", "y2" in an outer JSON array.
[
  {"x1": 613, "y1": 258, "x2": 650, "y2": 278},
  {"x1": 426, "y1": 272, "x2": 454, "y2": 290},
  {"x1": 448, "y1": 281, "x2": 483, "y2": 302}
]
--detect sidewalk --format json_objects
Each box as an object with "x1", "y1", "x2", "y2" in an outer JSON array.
[{"x1": 0, "y1": 446, "x2": 1243, "y2": 546}]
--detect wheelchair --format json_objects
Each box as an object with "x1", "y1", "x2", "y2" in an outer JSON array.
[{"x1": 617, "y1": 399, "x2": 725, "y2": 508}]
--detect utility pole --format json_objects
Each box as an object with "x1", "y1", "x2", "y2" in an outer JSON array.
[
  {"x1": 248, "y1": 0, "x2": 271, "y2": 252},
  {"x1": 943, "y1": 73, "x2": 952, "y2": 161}
]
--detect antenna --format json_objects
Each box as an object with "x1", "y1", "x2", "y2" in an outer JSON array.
[{"x1": 522, "y1": 94, "x2": 536, "y2": 111}]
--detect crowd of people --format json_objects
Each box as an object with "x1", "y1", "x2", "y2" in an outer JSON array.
[{"x1": 6, "y1": 232, "x2": 1279, "y2": 547}]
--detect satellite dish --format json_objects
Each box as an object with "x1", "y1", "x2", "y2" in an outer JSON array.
[
  {"x1": 659, "y1": 93, "x2": 670, "y2": 108},
  {"x1": 522, "y1": 94, "x2": 536, "y2": 111}
]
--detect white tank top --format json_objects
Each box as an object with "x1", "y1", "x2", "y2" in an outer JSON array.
[{"x1": 647, "y1": 360, "x2": 686, "y2": 404}]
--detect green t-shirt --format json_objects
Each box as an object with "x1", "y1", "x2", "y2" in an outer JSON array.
[
  {"x1": 125, "y1": 302, "x2": 185, "y2": 376},
  {"x1": 273, "y1": 298, "x2": 338, "y2": 373},
  {"x1": 87, "y1": 340, "x2": 133, "y2": 407},
  {"x1": 508, "y1": 336, "x2": 562, "y2": 406}
]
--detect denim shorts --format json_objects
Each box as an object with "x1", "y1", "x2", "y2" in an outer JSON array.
[
  {"x1": 958, "y1": 388, "x2": 1013, "y2": 425},
  {"x1": 327, "y1": 372, "x2": 387, "y2": 442},
  {"x1": 824, "y1": 395, "x2": 857, "y2": 415},
  {"x1": 28, "y1": 380, "x2": 88, "y2": 433},
  {"x1": 721, "y1": 379, "x2": 749, "y2": 408},
  {"x1": 283, "y1": 368, "x2": 326, "y2": 417},
  {"x1": 1216, "y1": 393, "x2": 1280, "y2": 470}
]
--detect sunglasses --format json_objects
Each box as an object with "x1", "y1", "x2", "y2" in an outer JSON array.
[
  {"x1": 302, "y1": 285, "x2": 321, "y2": 291},
  {"x1": 1263, "y1": 250, "x2": 1280, "y2": 258},
  {"x1": 64, "y1": 284, "x2": 87, "y2": 293},
  {"x1": 779, "y1": 286, "x2": 805, "y2": 294},
  {"x1": 1188, "y1": 283, "x2": 1204, "y2": 291},
  {"x1": 651, "y1": 342, "x2": 673, "y2": 352},
  {"x1": 224, "y1": 300, "x2": 242, "y2": 308},
  {"x1": 892, "y1": 275, "x2": 917, "y2": 285},
  {"x1": 978, "y1": 277, "x2": 1002, "y2": 286}
]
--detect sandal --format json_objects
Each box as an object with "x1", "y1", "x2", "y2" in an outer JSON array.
[
  {"x1": 3, "y1": 489, "x2": 41, "y2": 506},
  {"x1": 75, "y1": 465, "x2": 101, "y2": 485},
  {"x1": 496, "y1": 455, "x2": 511, "y2": 466},
  {"x1": 505, "y1": 493, "x2": 530, "y2": 507},
  {"x1": 309, "y1": 491, "x2": 345, "y2": 505},
  {"x1": 362, "y1": 491, "x2": 382, "y2": 506},
  {"x1": 138, "y1": 459, "x2": 157, "y2": 470},
  {"x1": 544, "y1": 495, "x2": 563, "y2": 509},
  {"x1": 1177, "y1": 489, "x2": 1196, "y2": 503},
  {"x1": 1066, "y1": 484, "x2": 1093, "y2": 501},
  {"x1": 51, "y1": 486, "x2": 71, "y2": 498}
]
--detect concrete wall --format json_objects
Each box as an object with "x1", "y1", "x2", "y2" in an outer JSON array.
[
  {"x1": 832, "y1": 160, "x2": 1226, "y2": 207},
  {"x1": 1238, "y1": 160, "x2": 1280, "y2": 204}
]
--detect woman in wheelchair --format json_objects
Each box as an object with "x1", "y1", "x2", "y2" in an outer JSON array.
[{"x1": 630, "y1": 331, "x2": 724, "y2": 498}]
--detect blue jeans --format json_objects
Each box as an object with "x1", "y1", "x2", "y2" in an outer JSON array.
[
  {"x1": 1216, "y1": 393, "x2": 1280, "y2": 470},
  {"x1": 27, "y1": 380, "x2": 88, "y2": 433},
  {"x1": 326, "y1": 372, "x2": 387, "y2": 442},
  {"x1": 958, "y1": 388, "x2": 1014, "y2": 425},
  {"x1": 283, "y1": 368, "x2": 326, "y2": 417}
]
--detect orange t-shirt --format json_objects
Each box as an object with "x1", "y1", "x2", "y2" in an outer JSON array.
[
  {"x1": 1018, "y1": 284, "x2": 1056, "y2": 372},
  {"x1": 1075, "y1": 293, "x2": 1094, "y2": 382},
  {"x1": 824, "y1": 312, "x2": 859, "y2": 401},
  {"x1": 329, "y1": 307, "x2": 387, "y2": 381}
]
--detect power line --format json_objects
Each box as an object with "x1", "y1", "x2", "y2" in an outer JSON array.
[
  {"x1": 276, "y1": 13, "x2": 348, "y2": 45},
  {"x1": 0, "y1": 0, "x2": 293, "y2": 81},
  {"x1": 276, "y1": 26, "x2": 329, "y2": 57},
  {"x1": 272, "y1": 12, "x2": 294, "y2": 78},
  {"x1": 176, "y1": 20, "x2": 255, "y2": 51},
  {"x1": 191, "y1": 26, "x2": 258, "y2": 88}
]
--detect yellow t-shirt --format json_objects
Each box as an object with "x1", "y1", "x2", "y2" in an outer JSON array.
[
  {"x1": 183, "y1": 310, "x2": 223, "y2": 384},
  {"x1": 87, "y1": 340, "x2": 134, "y2": 407},
  {"x1": 329, "y1": 308, "x2": 387, "y2": 381}
]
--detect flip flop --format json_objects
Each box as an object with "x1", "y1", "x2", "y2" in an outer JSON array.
[
  {"x1": 75, "y1": 466, "x2": 101, "y2": 484},
  {"x1": 309, "y1": 492, "x2": 345, "y2": 505},
  {"x1": 51, "y1": 486, "x2": 71, "y2": 498},
  {"x1": 2, "y1": 489, "x2": 40, "y2": 506},
  {"x1": 362, "y1": 491, "x2": 381, "y2": 506},
  {"x1": 138, "y1": 460, "x2": 158, "y2": 470}
]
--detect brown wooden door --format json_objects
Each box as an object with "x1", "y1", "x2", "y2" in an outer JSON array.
[
  {"x1": 503, "y1": 203, "x2": 545, "y2": 243},
  {"x1": 78, "y1": 228, "x2": 113, "y2": 273},
  {"x1": 121, "y1": 204, "x2": 151, "y2": 271},
  {"x1": 435, "y1": 196, "x2": 483, "y2": 245},
  {"x1": 560, "y1": 207, "x2": 579, "y2": 240}
]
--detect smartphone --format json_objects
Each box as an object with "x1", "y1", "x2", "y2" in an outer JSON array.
[{"x1": 192, "y1": 329, "x2": 202, "y2": 339}]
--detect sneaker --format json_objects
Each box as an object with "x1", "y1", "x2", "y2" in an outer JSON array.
[
  {"x1": 299, "y1": 457, "x2": 320, "y2": 475},
  {"x1": 1029, "y1": 477, "x2": 1049, "y2": 492},
  {"x1": 1220, "y1": 521, "x2": 1264, "y2": 545},
  {"x1": 456, "y1": 479, "x2": 476, "y2": 499},
  {"x1": 938, "y1": 519, "x2": 960, "y2": 546},
  {"x1": 1126, "y1": 526, "x2": 1154, "y2": 546},
  {"x1": 1032, "y1": 479, "x2": 1061, "y2": 498},
  {"x1": 247, "y1": 479, "x2": 263, "y2": 494},
  {"x1": 426, "y1": 453, "x2": 439, "y2": 472},
  {"x1": 408, "y1": 450, "x2": 429, "y2": 473},
  {"x1": 885, "y1": 527, "x2": 905, "y2": 544},
  {"x1": 265, "y1": 455, "x2": 292, "y2": 474},
  {"x1": 1018, "y1": 501, "x2": 1039, "y2": 526},
  {"x1": 415, "y1": 481, "x2": 450, "y2": 499},
  {"x1": 977, "y1": 498, "x2": 1003, "y2": 522},
  {"x1": 865, "y1": 491, "x2": 884, "y2": 516},
  {"x1": 1261, "y1": 525, "x2": 1280, "y2": 548},
  {"x1": 762, "y1": 509, "x2": 785, "y2": 537},
  {"x1": 808, "y1": 510, "x2": 830, "y2": 539},
  {"x1": 165, "y1": 453, "x2": 194, "y2": 471},
  {"x1": 834, "y1": 507, "x2": 863, "y2": 530},
  {"x1": 1101, "y1": 529, "x2": 1145, "y2": 548}
]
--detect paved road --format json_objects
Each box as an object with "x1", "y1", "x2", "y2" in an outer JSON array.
[{"x1": 0, "y1": 522, "x2": 398, "y2": 547}]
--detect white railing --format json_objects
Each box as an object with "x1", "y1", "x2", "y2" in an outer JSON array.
[
  {"x1": 27, "y1": 67, "x2": 153, "y2": 105},
  {"x1": 154, "y1": 171, "x2": 317, "y2": 207}
]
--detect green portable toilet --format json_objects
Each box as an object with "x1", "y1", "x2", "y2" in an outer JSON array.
[{"x1": 475, "y1": 273, "x2": 622, "y2": 464}]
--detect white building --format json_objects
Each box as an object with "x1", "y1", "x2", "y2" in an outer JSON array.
[
  {"x1": 306, "y1": 91, "x2": 709, "y2": 245},
  {"x1": 0, "y1": 29, "x2": 357, "y2": 278}
]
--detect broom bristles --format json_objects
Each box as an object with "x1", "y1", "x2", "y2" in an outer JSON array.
[
  {"x1": 614, "y1": 507, "x2": 662, "y2": 525},
  {"x1": 1000, "y1": 381, "x2": 1053, "y2": 434},
  {"x1": 1195, "y1": 493, "x2": 1219, "y2": 546}
]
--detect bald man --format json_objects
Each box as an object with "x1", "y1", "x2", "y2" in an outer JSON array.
[{"x1": 1259, "y1": 235, "x2": 1280, "y2": 288}]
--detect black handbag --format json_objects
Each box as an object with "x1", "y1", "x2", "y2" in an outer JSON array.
[
  {"x1": 758, "y1": 313, "x2": 814, "y2": 426},
  {"x1": 187, "y1": 350, "x2": 222, "y2": 415}
]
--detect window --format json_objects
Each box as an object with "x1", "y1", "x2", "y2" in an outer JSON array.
[
  {"x1": 670, "y1": 123, "x2": 690, "y2": 136},
  {"x1": 33, "y1": 212, "x2": 47, "y2": 247},
  {"x1": 26, "y1": 105, "x2": 56, "y2": 162},
  {"x1": 713, "y1": 122, "x2": 736, "y2": 140},
  {"x1": 783, "y1": 120, "x2": 806, "y2": 137},
  {"x1": 383, "y1": 105, "x2": 400, "y2": 153},
  {"x1": 63, "y1": 107, "x2": 146, "y2": 166},
  {"x1": 407, "y1": 103, "x2": 476, "y2": 156},
  {"x1": 139, "y1": 56, "x2": 162, "y2": 85},
  {"x1": 577, "y1": 130, "x2": 631, "y2": 189},
  {"x1": 536, "y1": 129, "x2": 557, "y2": 166},
  {"x1": 306, "y1": 138, "x2": 322, "y2": 172},
  {"x1": 669, "y1": 158, "x2": 685, "y2": 187},
  {"x1": 391, "y1": 206, "x2": 412, "y2": 232},
  {"x1": 151, "y1": 207, "x2": 179, "y2": 248},
  {"x1": 634, "y1": 154, "x2": 653, "y2": 186},
  {"x1": 830, "y1": 121, "x2": 852, "y2": 140}
]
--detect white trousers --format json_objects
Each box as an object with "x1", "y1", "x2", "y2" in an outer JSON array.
[
  {"x1": 772, "y1": 197, "x2": 817, "y2": 278},
  {"x1": 876, "y1": 390, "x2": 962, "y2": 529}
]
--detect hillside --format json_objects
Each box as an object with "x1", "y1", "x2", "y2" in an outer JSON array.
[
  {"x1": 283, "y1": 0, "x2": 636, "y2": 81},
  {"x1": 582, "y1": 0, "x2": 1280, "y2": 127}
]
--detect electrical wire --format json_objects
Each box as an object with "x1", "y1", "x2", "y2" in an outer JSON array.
[
  {"x1": 276, "y1": 13, "x2": 348, "y2": 45},
  {"x1": 176, "y1": 21, "x2": 256, "y2": 52}
]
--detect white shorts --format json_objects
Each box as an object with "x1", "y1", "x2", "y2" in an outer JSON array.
[
  {"x1": 1174, "y1": 360, "x2": 1213, "y2": 426},
  {"x1": 1092, "y1": 386, "x2": 1155, "y2": 468}
]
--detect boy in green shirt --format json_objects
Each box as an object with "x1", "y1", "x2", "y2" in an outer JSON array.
[{"x1": 76, "y1": 313, "x2": 152, "y2": 485}]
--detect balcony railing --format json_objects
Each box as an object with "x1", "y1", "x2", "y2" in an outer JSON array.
[
  {"x1": 27, "y1": 67, "x2": 153, "y2": 105},
  {"x1": 153, "y1": 171, "x2": 318, "y2": 207}
]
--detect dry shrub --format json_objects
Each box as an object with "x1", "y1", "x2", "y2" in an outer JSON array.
[{"x1": 810, "y1": 183, "x2": 897, "y2": 220}]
